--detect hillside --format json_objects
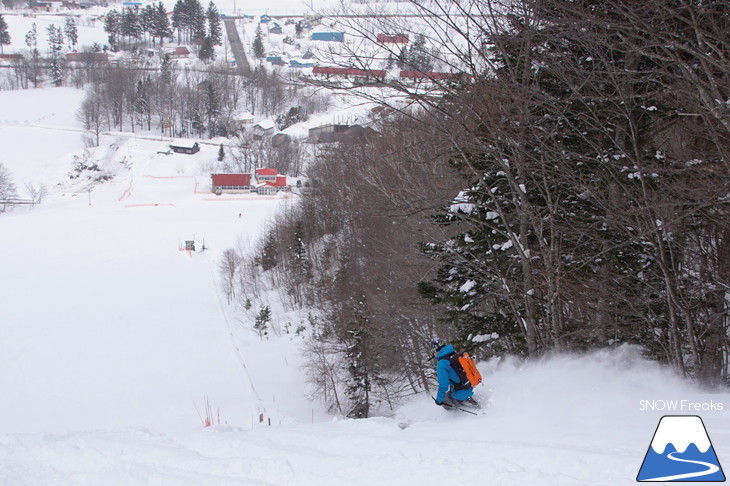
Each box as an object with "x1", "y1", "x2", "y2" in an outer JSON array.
[
  {"x1": 1, "y1": 1, "x2": 729, "y2": 484},
  {"x1": 1, "y1": 84, "x2": 729, "y2": 486}
]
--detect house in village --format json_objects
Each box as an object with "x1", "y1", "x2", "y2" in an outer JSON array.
[
  {"x1": 252, "y1": 120, "x2": 276, "y2": 139},
  {"x1": 166, "y1": 46, "x2": 190, "y2": 60},
  {"x1": 308, "y1": 123, "x2": 376, "y2": 143},
  {"x1": 399, "y1": 70, "x2": 471, "y2": 85},
  {"x1": 31, "y1": 1, "x2": 52, "y2": 12},
  {"x1": 65, "y1": 52, "x2": 109, "y2": 64},
  {"x1": 266, "y1": 55, "x2": 286, "y2": 66},
  {"x1": 210, "y1": 169, "x2": 287, "y2": 195},
  {"x1": 290, "y1": 59, "x2": 316, "y2": 68},
  {"x1": 376, "y1": 34, "x2": 409, "y2": 45},
  {"x1": 60, "y1": 0, "x2": 90, "y2": 8},
  {"x1": 211, "y1": 173, "x2": 253, "y2": 195},
  {"x1": 0, "y1": 54, "x2": 24, "y2": 65},
  {"x1": 312, "y1": 66, "x2": 386, "y2": 83},
  {"x1": 308, "y1": 123, "x2": 350, "y2": 143},
  {"x1": 255, "y1": 168, "x2": 288, "y2": 194},
  {"x1": 233, "y1": 110, "x2": 255, "y2": 128},
  {"x1": 169, "y1": 140, "x2": 200, "y2": 154},
  {"x1": 303, "y1": 13, "x2": 322, "y2": 25},
  {"x1": 310, "y1": 32, "x2": 345, "y2": 42}
]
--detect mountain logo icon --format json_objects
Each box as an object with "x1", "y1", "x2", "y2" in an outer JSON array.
[{"x1": 637, "y1": 415, "x2": 726, "y2": 482}]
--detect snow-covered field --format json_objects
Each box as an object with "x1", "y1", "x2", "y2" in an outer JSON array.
[{"x1": 0, "y1": 5, "x2": 729, "y2": 483}]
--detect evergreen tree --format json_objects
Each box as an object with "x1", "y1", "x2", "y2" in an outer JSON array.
[
  {"x1": 396, "y1": 45, "x2": 407, "y2": 69},
  {"x1": 260, "y1": 232, "x2": 277, "y2": 271},
  {"x1": 159, "y1": 53, "x2": 173, "y2": 87},
  {"x1": 46, "y1": 24, "x2": 64, "y2": 55},
  {"x1": 151, "y1": 2, "x2": 172, "y2": 46},
  {"x1": 121, "y1": 7, "x2": 143, "y2": 45},
  {"x1": 171, "y1": 0, "x2": 185, "y2": 43},
  {"x1": 198, "y1": 36, "x2": 215, "y2": 62},
  {"x1": 217, "y1": 143, "x2": 225, "y2": 161},
  {"x1": 343, "y1": 299, "x2": 376, "y2": 419},
  {"x1": 206, "y1": 1, "x2": 222, "y2": 46},
  {"x1": 418, "y1": 0, "x2": 729, "y2": 371},
  {"x1": 292, "y1": 220, "x2": 306, "y2": 263},
  {"x1": 64, "y1": 17, "x2": 78, "y2": 51},
  {"x1": 172, "y1": 0, "x2": 206, "y2": 43},
  {"x1": 104, "y1": 10, "x2": 121, "y2": 51},
  {"x1": 141, "y1": 5, "x2": 156, "y2": 45},
  {"x1": 252, "y1": 25, "x2": 265, "y2": 58},
  {"x1": 46, "y1": 24, "x2": 64, "y2": 86},
  {"x1": 406, "y1": 34, "x2": 432, "y2": 72},
  {"x1": 0, "y1": 15, "x2": 11, "y2": 54},
  {"x1": 275, "y1": 106, "x2": 304, "y2": 130},
  {"x1": 254, "y1": 305, "x2": 271, "y2": 337},
  {"x1": 190, "y1": 0, "x2": 207, "y2": 44},
  {"x1": 24, "y1": 23, "x2": 41, "y2": 86},
  {"x1": 204, "y1": 81, "x2": 220, "y2": 135},
  {"x1": 134, "y1": 77, "x2": 153, "y2": 130},
  {"x1": 24, "y1": 22, "x2": 37, "y2": 51},
  {"x1": 49, "y1": 59, "x2": 63, "y2": 86}
]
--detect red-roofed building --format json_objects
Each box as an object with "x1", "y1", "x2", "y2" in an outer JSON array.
[
  {"x1": 66, "y1": 52, "x2": 109, "y2": 63},
  {"x1": 256, "y1": 181, "x2": 278, "y2": 195},
  {"x1": 166, "y1": 46, "x2": 190, "y2": 59},
  {"x1": 313, "y1": 66, "x2": 386, "y2": 79},
  {"x1": 211, "y1": 173, "x2": 253, "y2": 194},
  {"x1": 254, "y1": 168, "x2": 289, "y2": 194},
  {"x1": 400, "y1": 70, "x2": 471, "y2": 81},
  {"x1": 399, "y1": 71, "x2": 473, "y2": 86},
  {"x1": 0, "y1": 54, "x2": 24, "y2": 64},
  {"x1": 376, "y1": 34, "x2": 409, "y2": 45},
  {"x1": 255, "y1": 168, "x2": 278, "y2": 183}
]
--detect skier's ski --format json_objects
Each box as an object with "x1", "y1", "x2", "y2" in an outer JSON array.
[
  {"x1": 432, "y1": 396, "x2": 481, "y2": 415},
  {"x1": 443, "y1": 403, "x2": 479, "y2": 415}
]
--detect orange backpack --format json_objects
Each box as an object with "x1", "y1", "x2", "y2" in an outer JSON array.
[{"x1": 447, "y1": 352, "x2": 483, "y2": 390}]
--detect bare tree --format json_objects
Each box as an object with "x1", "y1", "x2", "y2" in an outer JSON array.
[
  {"x1": 307, "y1": 0, "x2": 729, "y2": 380},
  {"x1": 219, "y1": 248, "x2": 240, "y2": 304},
  {"x1": 25, "y1": 182, "x2": 48, "y2": 204},
  {"x1": 0, "y1": 163, "x2": 18, "y2": 212},
  {"x1": 77, "y1": 87, "x2": 107, "y2": 147}
]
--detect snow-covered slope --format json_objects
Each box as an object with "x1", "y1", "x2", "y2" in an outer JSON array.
[{"x1": 0, "y1": 88, "x2": 728, "y2": 485}]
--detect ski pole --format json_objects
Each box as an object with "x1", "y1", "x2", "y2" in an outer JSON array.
[{"x1": 432, "y1": 396, "x2": 478, "y2": 415}]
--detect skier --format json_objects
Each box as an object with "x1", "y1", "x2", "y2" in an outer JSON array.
[{"x1": 430, "y1": 338, "x2": 480, "y2": 410}]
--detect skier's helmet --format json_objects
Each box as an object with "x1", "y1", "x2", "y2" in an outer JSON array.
[{"x1": 429, "y1": 338, "x2": 446, "y2": 356}]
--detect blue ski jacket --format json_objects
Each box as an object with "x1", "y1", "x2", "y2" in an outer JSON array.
[{"x1": 435, "y1": 344, "x2": 474, "y2": 404}]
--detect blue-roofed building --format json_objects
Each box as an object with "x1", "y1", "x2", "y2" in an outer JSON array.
[
  {"x1": 290, "y1": 59, "x2": 316, "y2": 68},
  {"x1": 310, "y1": 32, "x2": 345, "y2": 42}
]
